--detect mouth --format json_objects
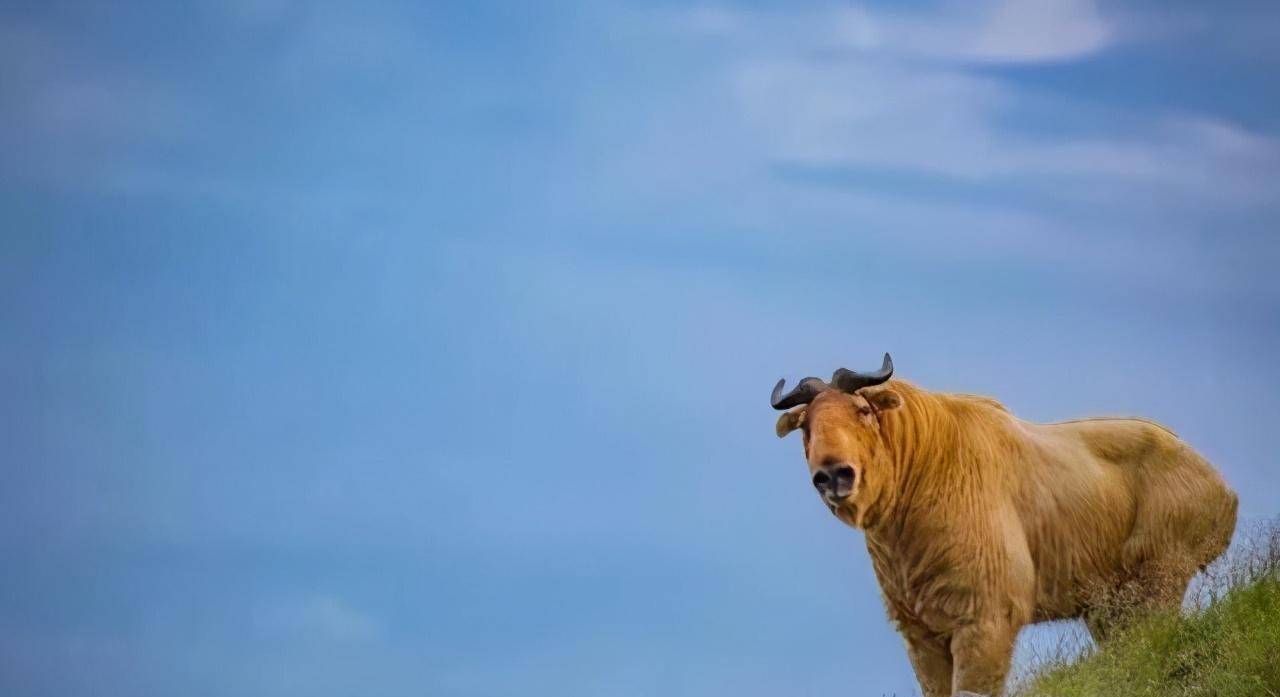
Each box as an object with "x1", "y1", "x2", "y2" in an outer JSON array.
[
  {"x1": 825, "y1": 496, "x2": 860, "y2": 526},
  {"x1": 823, "y1": 492, "x2": 856, "y2": 515}
]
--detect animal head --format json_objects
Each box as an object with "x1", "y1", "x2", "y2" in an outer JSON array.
[{"x1": 772, "y1": 353, "x2": 904, "y2": 528}]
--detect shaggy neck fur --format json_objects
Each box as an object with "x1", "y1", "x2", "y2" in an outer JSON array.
[{"x1": 865, "y1": 380, "x2": 1013, "y2": 543}]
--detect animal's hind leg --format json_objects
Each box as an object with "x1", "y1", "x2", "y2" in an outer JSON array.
[
  {"x1": 1085, "y1": 559, "x2": 1195, "y2": 643},
  {"x1": 1130, "y1": 546, "x2": 1198, "y2": 611}
]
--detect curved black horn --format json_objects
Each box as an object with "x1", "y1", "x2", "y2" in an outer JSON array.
[
  {"x1": 830, "y1": 353, "x2": 894, "y2": 393},
  {"x1": 770, "y1": 376, "x2": 829, "y2": 410}
]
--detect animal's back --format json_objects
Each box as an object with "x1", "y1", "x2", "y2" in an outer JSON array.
[
  {"x1": 1026, "y1": 416, "x2": 1237, "y2": 616},
  {"x1": 1053, "y1": 417, "x2": 1235, "y2": 557}
]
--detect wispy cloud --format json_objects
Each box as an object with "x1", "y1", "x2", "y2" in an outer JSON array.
[
  {"x1": 662, "y1": 1, "x2": 1280, "y2": 208},
  {"x1": 733, "y1": 58, "x2": 1280, "y2": 196},
  {"x1": 943, "y1": 0, "x2": 1115, "y2": 64},
  {"x1": 677, "y1": 0, "x2": 1119, "y2": 64}
]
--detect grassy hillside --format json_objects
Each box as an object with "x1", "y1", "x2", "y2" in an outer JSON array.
[{"x1": 1017, "y1": 521, "x2": 1280, "y2": 697}]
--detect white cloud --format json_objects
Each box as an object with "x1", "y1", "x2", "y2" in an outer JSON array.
[
  {"x1": 658, "y1": 2, "x2": 1280, "y2": 206},
  {"x1": 966, "y1": 0, "x2": 1115, "y2": 63},
  {"x1": 676, "y1": 0, "x2": 1119, "y2": 65},
  {"x1": 730, "y1": 60, "x2": 1280, "y2": 205},
  {"x1": 826, "y1": 0, "x2": 1115, "y2": 64}
]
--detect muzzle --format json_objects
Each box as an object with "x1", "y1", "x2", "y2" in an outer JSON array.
[{"x1": 811, "y1": 462, "x2": 856, "y2": 503}]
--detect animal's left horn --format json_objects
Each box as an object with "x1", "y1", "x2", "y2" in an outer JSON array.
[
  {"x1": 830, "y1": 353, "x2": 894, "y2": 393},
  {"x1": 770, "y1": 376, "x2": 829, "y2": 410}
]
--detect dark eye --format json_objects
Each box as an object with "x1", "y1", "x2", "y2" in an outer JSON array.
[{"x1": 856, "y1": 406, "x2": 872, "y2": 416}]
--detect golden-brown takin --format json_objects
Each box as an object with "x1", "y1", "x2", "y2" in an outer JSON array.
[{"x1": 771, "y1": 355, "x2": 1237, "y2": 697}]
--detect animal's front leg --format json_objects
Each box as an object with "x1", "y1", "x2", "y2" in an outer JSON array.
[
  {"x1": 903, "y1": 632, "x2": 952, "y2": 697},
  {"x1": 949, "y1": 620, "x2": 1017, "y2": 696}
]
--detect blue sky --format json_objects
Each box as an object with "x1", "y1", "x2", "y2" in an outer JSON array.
[{"x1": 2, "y1": 1, "x2": 1278, "y2": 695}]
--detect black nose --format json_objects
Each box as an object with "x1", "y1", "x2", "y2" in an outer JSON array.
[{"x1": 812, "y1": 463, "x2": 856, "y2": 500}]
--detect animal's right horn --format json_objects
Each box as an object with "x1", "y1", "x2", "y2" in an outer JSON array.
[{"x1": 770, "y1": 376, "x2": 829, "y2": 410}]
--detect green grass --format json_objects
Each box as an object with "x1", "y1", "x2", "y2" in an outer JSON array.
[{"x1": 1016, "y1": 521, "x2": 1280, "y2": 697}]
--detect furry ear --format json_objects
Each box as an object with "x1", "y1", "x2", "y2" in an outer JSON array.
[
  {"x1": 775, "y1": 407, "x2": 807, "y2": 438},
  {"x1": 866, "y1": 388, "x2": 903, "y2": 413}
]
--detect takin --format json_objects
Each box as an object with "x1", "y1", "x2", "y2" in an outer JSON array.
[{"x1": 771, "y1": 354, "x2": 1237, "y2": 697}]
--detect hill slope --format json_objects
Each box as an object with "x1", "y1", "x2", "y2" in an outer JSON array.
[{"x1": 1018, "y1": 523, "x2": 1280, "y2": 697}]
